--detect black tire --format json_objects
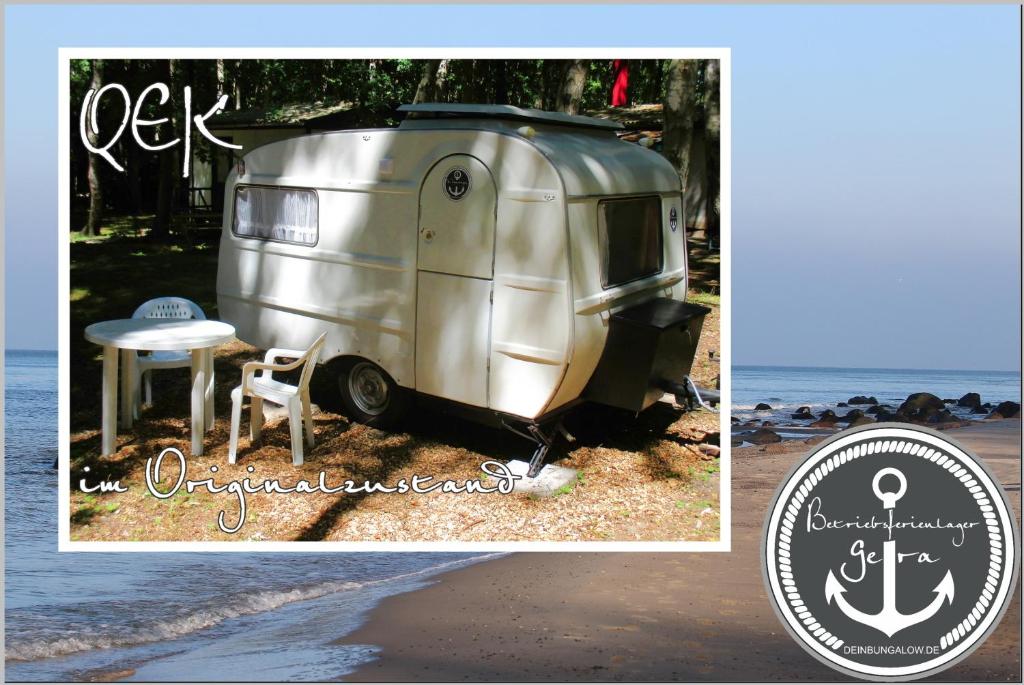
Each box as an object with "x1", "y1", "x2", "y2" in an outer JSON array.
[{"x1": 336, "y1": 358, "x2": 409, "y2": 428}]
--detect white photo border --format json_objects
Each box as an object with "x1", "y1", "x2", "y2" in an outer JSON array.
[{"x1": 58, "y1": 47, "x2": 732, "y2": 553}]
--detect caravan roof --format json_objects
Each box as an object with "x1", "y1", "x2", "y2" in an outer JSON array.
[{"x1": 397, "y1": 103, "x2": 624, "y2": 131}]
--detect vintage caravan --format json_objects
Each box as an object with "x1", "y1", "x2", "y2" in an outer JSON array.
[{"x1": 217, "y1": 104, "x2": 715, "y2": 475}]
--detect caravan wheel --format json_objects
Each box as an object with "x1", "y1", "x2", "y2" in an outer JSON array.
[{"x1": 337, "y1": 359, "x2": 408, "y2": 428}]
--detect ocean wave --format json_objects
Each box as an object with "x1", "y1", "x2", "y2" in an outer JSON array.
[
  {"x1": 6, "y1": 553, "x2": 505, "y2": 663},
  {"x1": 5, "y1": 580, "x2": 365, "y2": 662}
]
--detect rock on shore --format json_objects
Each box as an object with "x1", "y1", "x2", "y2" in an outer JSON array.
[
  {"x1": 791, "y1": 407, "x2": 815, "y2": 420},
  {"x1": 900, "y1": 392, "x2": 944, "y2": 412},
  {"x1": 746, "y1": 427, "x2": 782, "y2": 445},
  {"x1": 734, "y1": 388, "x2": 1017, "y2": 447},
  {"x1": 898, "y1": 392, "x2": 946, "y2": 423},
  {"x1": 841, "y1": 409, "x2": 865, "y2": 422},
  {"x1": 958, "y1": 392, "x2": 983, "y2": 410},
  {"x1": 988, "y1": 401, "x2": 1021, "y2": 420}
]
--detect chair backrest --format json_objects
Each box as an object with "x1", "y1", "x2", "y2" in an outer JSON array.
[
  {"x1": 298, "y1": 333, "x2": 328, "y2": 390},
  {"x1": 132, "y1": 297, "x2": 206, "y2": 321}
]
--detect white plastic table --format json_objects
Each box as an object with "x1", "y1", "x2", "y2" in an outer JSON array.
[{"x1": 84, "y1": 319, "x2": 236, "y2": 456}]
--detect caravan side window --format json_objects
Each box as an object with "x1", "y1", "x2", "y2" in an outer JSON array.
[
  {"x1": 598, "y1": 196, "x2": 663, "y2": 288},
  {"x1": 233, "y1": 185, "x2": 318, "y2": 246}
]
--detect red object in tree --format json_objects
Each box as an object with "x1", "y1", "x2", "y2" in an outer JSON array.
[{"x1": 611, "y1": 59, "x2": 629, "y2": 106}]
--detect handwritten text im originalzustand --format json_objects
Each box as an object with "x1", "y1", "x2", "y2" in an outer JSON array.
[{"x1": 78, "y1": 448, "x2": 523, "y2": 535}]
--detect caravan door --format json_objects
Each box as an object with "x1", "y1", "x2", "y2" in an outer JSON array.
[{"x1": 415, "y1": 155, "x2": 496, "y2": 407}]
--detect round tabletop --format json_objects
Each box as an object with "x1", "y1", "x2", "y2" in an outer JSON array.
[{"x1": 84, "y1": 319, "x2": 236, "y2": 351}]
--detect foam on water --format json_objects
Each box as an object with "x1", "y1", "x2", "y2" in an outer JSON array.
[
  {"x1": 5, "y1": 552, "x2": 503, "y2": 664},
  {"x1": 7, "y1": 353, "x2": 1019, "y2": 679},
  {"x1": 4, "y1": 351, "x2": 501, "y2": 681},
  {"x1": 5, "y1": 580, "x2": 368, "y2": 661},
  {"x1": 732, "y1": 365, "x2": 1019, "y2": 426}
]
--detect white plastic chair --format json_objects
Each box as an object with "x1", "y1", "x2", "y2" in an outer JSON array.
[
  {"x1": 132, "y1": 297, "x2": 206, "y2": 412},
  {"x1": 228, "y1": 333, "x2": 326, "y2": 466}
]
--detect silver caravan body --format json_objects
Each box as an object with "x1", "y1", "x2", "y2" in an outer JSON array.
[{"x1": 217, "y1": 104, "x2": 708, "y2": 435}]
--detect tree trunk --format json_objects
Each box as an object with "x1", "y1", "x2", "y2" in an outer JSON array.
[
  {"x1": 321, "y1": 59, "x2": 333, "y2": 98},
  {"x1": 123, "y1": 59, "x2": 143, "y2": 235},
  {"x1": 82, "y1": 59, "x2": 104, "y2": 237},
  {"x1": 412, "y1": 60, "x2": 440, "y2": 103},
  {"x1": 662, "y1": 59, "x2": 702, "y2": 225},
  {"x1": 216, "y1": 58, "x2": 225, "y2": 90},
  {"x1": 434, "y1": 59, "x2": 450, "y2": 102},
  {"x1": 556, "y1": 59, "x2": 589, "y2": 115},
  {"x1": 182, "y1": 60, "x2": 196, "y2": 247},
  {"x1": 703, "y1": 59, "x2": 721, "y2": 237},
  {"x1": 357, "y1": 60, "x2": 378, "y2": 106},
  {"x1": 153, "y1": 150, "x2": 174, "y2": 240},
  {"x1": 646, "y1": 60, "x2": 663, "y2": 103},
  {"x1": 541, "y1": 60, "x2": 561, "y2": 110},
  {"x1": 232, "y1": 60, "x2": 242, "y2": 109},
  {"x1": 152, "y1": 59, "x2": 179, "y2": 242},
  {"x1": 494, "y1": 60, "x2": 509, "y2": 105},
  {"x1": 467, "y1": 60, "x2": 488, "y2": 103}
]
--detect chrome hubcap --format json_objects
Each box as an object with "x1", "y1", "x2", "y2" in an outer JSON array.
[{"x1": 347, "y1": 362, "x2": 390, "y2": 416}]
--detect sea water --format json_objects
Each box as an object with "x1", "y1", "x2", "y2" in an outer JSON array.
[
  {"x1": 7, "y1": 352, "x2": 1020, "y2": 680},
  {"x1": 4, "y1": 350, "x2": 497, "y2": 682},
  {"x1": 732, "y1": 365, "x2": 1020, "y2": 426}
]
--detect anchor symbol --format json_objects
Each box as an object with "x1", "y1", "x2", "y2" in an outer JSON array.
[{"x1": 825, "y1": 467, "x2": 955, "y2": 637}]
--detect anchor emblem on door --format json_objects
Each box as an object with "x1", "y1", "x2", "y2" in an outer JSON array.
[
  {"x1": 825, "y1": 467, "x2": 955, "y2": 637},
  {"x1": 442, "y1": 167, "x2": 471, "y2": 201}
]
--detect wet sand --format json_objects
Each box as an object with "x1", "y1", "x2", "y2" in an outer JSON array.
[{"x1": 341, "y1": 420, "x2": 1021, "y2": 682}]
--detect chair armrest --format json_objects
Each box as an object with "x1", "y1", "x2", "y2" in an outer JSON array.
[
  {"x1": 241, "y1": 359, "x2": 304, "y2": 392},
  {"x1": 263, "y1": 347, "x2": 310, "y2": 364}
]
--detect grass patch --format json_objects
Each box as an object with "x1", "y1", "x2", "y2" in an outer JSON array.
[
  {"x1": 687, "y1": 290, "x2": 720, "y2": 307},
  {"x1": 70, "y1": 215, "x2": 155, "y2": 243},
  {"x1": 553, "y1": 472, "x2": 584, "y2": 497}
]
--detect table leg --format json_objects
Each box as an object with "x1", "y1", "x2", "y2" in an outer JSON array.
[
  {"x1": 191, "y1": 349, "x2": 205, "y2": 455},
  {"x1": 101, "y1": 345, "x2": 118, "y2": 456},
  {"x1": 120, "y1": 350, "x2": 135, "y2": 430},
  {"x1": 204, "y1": 348, "x2": 215, "y2": 432}
]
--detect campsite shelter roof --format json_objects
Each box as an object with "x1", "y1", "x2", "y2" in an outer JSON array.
[{"x1": 207, "y1": 101, "x2": 365, "y2": 130}]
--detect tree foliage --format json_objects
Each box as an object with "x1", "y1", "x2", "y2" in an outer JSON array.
[{"x1": 70, "y1": 58, "x2": 719, "y2": 236}]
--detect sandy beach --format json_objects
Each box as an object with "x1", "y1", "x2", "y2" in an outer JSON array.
[{"x1": 342, "y1": 420, "x2": 1021, "y2": 682}]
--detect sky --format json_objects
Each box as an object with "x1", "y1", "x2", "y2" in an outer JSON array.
[{"x1": 4, "y1": 4, "x2": 1021, "y2": 371}]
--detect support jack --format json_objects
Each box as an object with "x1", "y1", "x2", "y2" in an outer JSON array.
[{"x1": 502, "y1": 419, "x2": 575, "y2": 478}]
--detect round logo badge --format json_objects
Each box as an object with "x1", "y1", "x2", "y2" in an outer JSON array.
[
  {"x1": 442, "y1": 166, "x2": 471, "y2": 201},
  {"x1": 763, "y1": 424, "x2": 1018, "y2": 681}
]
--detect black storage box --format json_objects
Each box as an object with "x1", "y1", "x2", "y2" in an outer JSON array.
[{"x1": 583, "y1": 298, "x2": 710, "y2": 412}]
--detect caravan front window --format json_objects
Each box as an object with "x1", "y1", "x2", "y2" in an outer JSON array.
[
  {"x1": 598, "y1": 196, "x2": 663, "y2": 288},
  {"x1": 233, "y1": 185, "x2": 318, "y2": 246}
]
